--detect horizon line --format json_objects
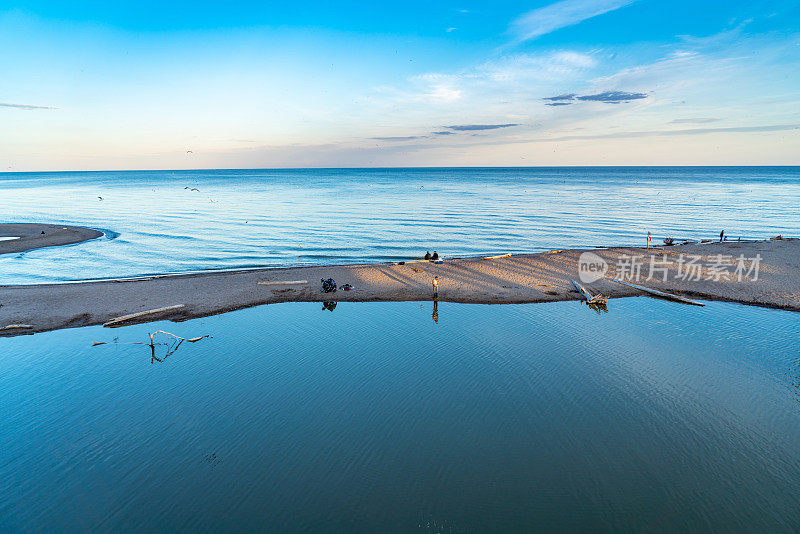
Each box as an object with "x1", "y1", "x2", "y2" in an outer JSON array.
[{"x1": 3, "y1": 164, "x2": 800, "y2": 174}]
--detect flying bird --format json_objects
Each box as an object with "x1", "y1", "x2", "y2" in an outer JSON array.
[{"x1": 98, "y1": 196, "x2": 104, "y2": 201}]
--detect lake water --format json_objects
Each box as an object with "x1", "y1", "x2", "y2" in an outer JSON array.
[
  {"x1": 2, "y1": 298, "x2": 800, "y2": 531},
  {"x1": 2, "y1": 167, "x2": 799, "y2": 284}
]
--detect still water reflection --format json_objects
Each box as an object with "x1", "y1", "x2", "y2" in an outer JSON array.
[{"x1": 1, "y1": 298, "x2": 800, "y2": 531}]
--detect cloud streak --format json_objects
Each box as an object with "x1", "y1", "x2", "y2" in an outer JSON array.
[
  {"x1": 445, "y1": 123, "x2": 520, "y2": 131},
  {"x1": 671, "y1": 118, "x2": 721, "y2": 124},
  {"x1": 0, "y1": 102, "x2": 57, "y2": 110},
  {"x1": 543, "y1": 90, "x2": 647, "y2": 105},
  {"x1": 527, "y1": 123, "x2": 800, "y2": 143},
  {"x1": 510, "y1": 0, "x2": 636, "y2": 43},
  {"x1": 371, "y1": 136, "x2": 426, "y2": 141}
]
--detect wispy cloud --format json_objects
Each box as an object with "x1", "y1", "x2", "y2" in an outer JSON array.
[
  {"x1": 543, "y1": 90, "x2": 647, "y2": 105},
  {"x1": 510, "y1": 0, "x2": 636, "y2": 43},
  {"x1": 527, "y1": 123, "x2": 800, "y2": 142},
  {"x1": 371, "y1": 136, "x2": 426, "y2": 141},
  {"x1": 0, "y1": 102, "x2": 57, "y2": 110},
  {"x1": 446, "y1": 123, "x2": 520, "y2": 131},
  {"x1": 577, "y1": 90, "x2": 647, "y2": 103},
  {"x1": 543, "y1": 94, "x2": 577, "y2": 101},
  {"x1": 432, "y1": 131, "x2": 457, "y2": 135},
  {"x1": 671, "y1": 118, "x2": 721, "y2": 124}
]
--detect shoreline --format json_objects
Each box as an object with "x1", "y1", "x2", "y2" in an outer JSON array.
[
  {"x1": 1, "y1": 238, "x2": 798, "y2": 337},
  {"x1": 0, "y1": 223, "x2": 103, "y2": 255}
]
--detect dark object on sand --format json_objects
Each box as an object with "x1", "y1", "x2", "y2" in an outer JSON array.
[
  {"x1": 720, "y1": 230, "x2": 724, "y2": 242},
  {"x1": 322, "y1": 301, "x2": 337, "y2": 311},
  {"x1": 321, "y1": 278, "x2": 337, "y2": 293},
  {"x1": 431, "y1": 251, "x2": 439, "y2": 261},
  {"x1": 341, "y1": 284, "x2": 354, "y2": 291},
  {"x1": 424, "y1": 251, "x2": 431, "y2": 260},
  {"x1": 663, "y1": 237, "x2": 675, "y2": 246},
  {"x1": 41, "y1": 231, "x2": 45, "y2": 234}
]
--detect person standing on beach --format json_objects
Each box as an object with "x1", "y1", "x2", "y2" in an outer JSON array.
[
  {"x1": 432, "y1": 276, "x2": 439, "y2": 299},
  {"x1": 720, "y1": 230, "x2": 725, "y2": 242}
]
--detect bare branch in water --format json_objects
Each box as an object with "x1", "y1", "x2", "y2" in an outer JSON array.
[{"x1": 92, "y1": 330, "x2": 211, "y2": 363}]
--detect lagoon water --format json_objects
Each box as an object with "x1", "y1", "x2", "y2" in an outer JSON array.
[
  {"x1": 2, "y1": 167, "x2": 799, "y2": 284},
  {"x1": 2, "y1": 299, "x2": 800, "y2": 531}
]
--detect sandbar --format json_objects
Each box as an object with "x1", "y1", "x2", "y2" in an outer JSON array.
[
  {"x1": 0, "y1": 238, "x2": 797, "y2": 337},
  {"x1": 0, "y1": 223, "x2": 103, "y2": 255}
]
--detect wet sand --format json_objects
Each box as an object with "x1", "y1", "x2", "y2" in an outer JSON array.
[
  {"x1": 0, "y1": 223, "x2": 103, "y2": 255},
  {"x1": 0, "y1": 238, "x2": 797, "y2": 337}
]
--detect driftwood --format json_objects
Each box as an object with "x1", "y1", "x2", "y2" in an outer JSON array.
[
  {"x1": 1, "y1": 324, "x2": 33, "y2": 330},
  {"x1": 570, "y1": 280, "x2": 607, "y2": 304},
  {"x1": 611, "y1": 279, "x2": 705, "y2": 306},
  {"x1": 102, "y1": 304, "x2": 185, "y2": 327},
  {"x1": 483, "y1": 253, "x2": 511, "y2": 260},
  {"x1": 257, "y1": 280, "x2": 308, "y2": 286},
  {"x1": 93, "y1": 330, "x2": 210, "y2": 363}
]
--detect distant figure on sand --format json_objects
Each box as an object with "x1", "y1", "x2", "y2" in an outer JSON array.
[
  {"x1": 424, "y1": 251, "x2": 431, "y2": 260},
  {"x1": 431, "y1": 251, "x2": 439, "y2": 261},
  {"x1": 720, "y1": 230, "x2": 725, "y2": 242},
  {"x1": 432, "y1": 276, "x2": 439, "y2": 299}
]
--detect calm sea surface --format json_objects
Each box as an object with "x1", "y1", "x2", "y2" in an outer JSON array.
[
  {"x1": 2, "y1": 167, "x2": 799, "y2": 284},
  {"x1": 2, "y1": 299, "x2": 800, "y2": 531}
]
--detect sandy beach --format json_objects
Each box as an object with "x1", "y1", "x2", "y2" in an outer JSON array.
[
  {"x1": 0, "y1": 236, "x2": 797, "y2": 337},
  {"x1": 0, "y1": 223, "x2": 103, "y2": 255}
]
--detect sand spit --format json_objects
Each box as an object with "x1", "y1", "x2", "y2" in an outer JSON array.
[
  {"x1": 0, "y1": 239, "x2": 797, "y2": 337},
  {"x1": 0, "y1": 223, "x2": 103, "y2": 254}
]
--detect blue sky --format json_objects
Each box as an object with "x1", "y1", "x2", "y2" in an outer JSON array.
[{"x1": 1, "y1": 0, "x2": 798, "y2": 170}]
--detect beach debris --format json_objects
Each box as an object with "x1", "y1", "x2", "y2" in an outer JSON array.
[
  {"x1": 1, "y1": 324, "x2": 33, "y2": 330},
  {"x1": 341, "y1": 284, "x2": 354, "y2": 291},
  {"x1": 663, "y1": 237, "x2": 675, "y2": 246},
  {"x1": 93, "y1": 330, "x2": 210, "y2": 363},
  {"x1": 610, "y1": 279, "x2": 705, "y2": 306},
  {"x1": 546, "y1": 250, "x2": 563, "y2": 254},
  {"x1": 570, "y1": 280, "x2": 607, "y2": 304},
  {"x1": 257, "y1": 280, "x2": 308, "y2": 286},
  {"x1": 102, "y1": 304, "x2": 185, "y2": 327},
  {"x1": 483, "y1": 253, "x2": 511, "y2": 260},
  {"x1": 321, "y1": 278, "x2": 337, "y2": 293},
  {"x1": 146, "y1": 331, "x2": 209, "y2": 363},
  {"x1": 203, "y1": 452, "x2": 221, "y2": 468},
  {"x1": 113, "y1": 275, "x2": 167, "y2": 283}
]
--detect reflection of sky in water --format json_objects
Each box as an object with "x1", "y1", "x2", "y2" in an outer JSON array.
[
  {"x1": 2, "y1": 298, "x2": 800, "y2": 530},
  {"x1": 1, "y1": 167, "x2": 799, "y2": 283}
]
